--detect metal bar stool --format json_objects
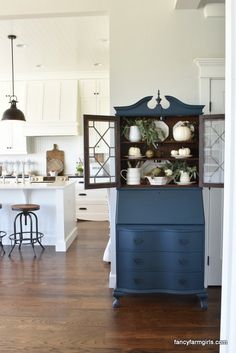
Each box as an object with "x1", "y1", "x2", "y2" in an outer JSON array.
[
  {"x1": 9, "y1": 204, "x2": 44, "y2": 257},
  {"x1": 0, "y1": 204, "x2": 7, "y2": 255}
]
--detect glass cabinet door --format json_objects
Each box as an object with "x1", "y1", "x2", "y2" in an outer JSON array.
[
  {"x1": 199, "y1": 114, "x2": 225, "y2": 187},
  {"x1": 84, "y1": 114, "x2": 119, "y2": 189}
]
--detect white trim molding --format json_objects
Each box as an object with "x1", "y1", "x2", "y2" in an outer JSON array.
[
  {"x1": 194, "y1": 58, "x2": 225, "y2": 78},
  {"x1": 174, "y1": 0, "x2": 201, "y2": 10},
  {"x1": 194, "y1": 58, "x2": 225, "y2": 114},
  {"x1": 204, "y1": 4, "x2": 225, "y2": 19},
  {"x1": 220, "y1": 0, "x2": 236, "y2": 352},
  {"x1": 109, "y1": 273, "x2": 116, "y2": 289}
]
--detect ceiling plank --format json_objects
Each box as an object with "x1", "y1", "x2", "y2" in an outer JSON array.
[{"x1": 174, "y1": 0, "x2": 201, "y2": 9}]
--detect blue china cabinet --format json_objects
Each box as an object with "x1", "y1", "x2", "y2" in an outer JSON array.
[{"x1": 83, "y1": 92, "x2": 225, "y2": 309}]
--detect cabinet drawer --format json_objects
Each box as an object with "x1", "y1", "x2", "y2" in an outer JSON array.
[
  {"x1": 117, "y1": 229, "x2": 203, "y2": 252},
  {"x1": 76, "y1": 203, "x2": 108, "y2": 213},
  {"x1": 76, "y1": 204, "x2": 109, "y2": 221},
  {"x1": 117, "y1": 271, "x2": 204, "y2": 291},
  {"x1": 117, "y1": 251, "x2": 203, "y2": 272},
  {"x1": 76, "y1": 179, "x2": 108, "y2": 193},
  {"x1": 76, "y1": 190, "x2": 107, "y2": 203},
  {"x1": 75, "y1": 180, "x2": 85, "y2": 190}
]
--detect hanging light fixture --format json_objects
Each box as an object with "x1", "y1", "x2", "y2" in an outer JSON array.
[{"x1": 2, "y1": 34, "x2": 26, "y2": 121}]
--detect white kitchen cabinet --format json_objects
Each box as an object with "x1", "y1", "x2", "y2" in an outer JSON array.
[
  {"x1": 79, "y1": 78, "x2": 110, "y2": 115},
  {"x1": 74, "y1": 177, "x2": 109, "y2": 221},
  {"x1": 0, "y1": 120, "x2": 28, "y2": 154},
  {"x1": 25, "y1": 80, "x2": 79, "y2": 136},
  {"x1": 0, "y1": 81, "x2": 27, "y2": 154},
  {"x1": 79, "y1": 78, "x2": 110, "y2": 152}
]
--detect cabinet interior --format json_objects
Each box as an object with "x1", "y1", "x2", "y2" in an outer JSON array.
[{"x1": 119, "y1": 115, "x2": 200, "y2": 188}]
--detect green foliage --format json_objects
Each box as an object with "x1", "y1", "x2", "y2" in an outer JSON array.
[
  {"x1": 122, "y1": 118, "x2": 165, "y2": 148},
  {"x1": 163, "y1": 160, "x2": 197, "y2": 181}
]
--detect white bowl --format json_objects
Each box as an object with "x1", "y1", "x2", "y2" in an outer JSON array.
[{"x1": 145, "y1": 176, "x2": 169, "y2": 185}]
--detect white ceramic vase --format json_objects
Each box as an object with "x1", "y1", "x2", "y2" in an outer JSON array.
[
  {"x1": 129, "y1": 125, "x2": 141, "y2": 142},
  {"x1": 180, "y1": 171, "x2": 190, "y2": 183},
  {"x1": 120, "y1": 168, "x2": 141, "y2": 185}
]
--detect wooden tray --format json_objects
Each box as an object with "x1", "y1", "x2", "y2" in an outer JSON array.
[{"x1": 46, "y1": 144, "x2": 64, "y2": 176}]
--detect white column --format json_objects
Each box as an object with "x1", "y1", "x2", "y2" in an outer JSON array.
[{"x1": 220, "y1": 0, "x2": 236, "y2": 351}]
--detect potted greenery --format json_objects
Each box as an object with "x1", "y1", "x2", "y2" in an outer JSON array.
[
  {"x1": 163, "y1": 160, "x2": 197, "y2": 183},
  {"x1": 75, "y1": 159, "x2": 84, "y2": 176},
  {"x1": 122, "y1": 118, "x2": 165, "y2": 148}
]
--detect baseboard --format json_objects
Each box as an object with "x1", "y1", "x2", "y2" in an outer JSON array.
[
  {"x1": 109, "y1": 272, "x2": 116, "y2": 289},
  {"x1": 56, "y1": 226, "x2": 78, "y2": 252}
]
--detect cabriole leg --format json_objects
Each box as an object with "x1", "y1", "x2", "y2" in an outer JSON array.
[
  {"x1": 197, "y1": 293, "x2": 208, "y2": 310},
  {"x1": 113, "y1": 296, "x2": 121, "y2": 308}
]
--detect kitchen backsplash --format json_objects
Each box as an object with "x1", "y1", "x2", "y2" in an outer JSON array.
[{"x1": 0, "y1": 135, "x2": 84, "y2": 176}]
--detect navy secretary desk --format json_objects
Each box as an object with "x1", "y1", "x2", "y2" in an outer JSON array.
[{"x1": 83, "y1": 92, "x2": 225, "y2": 309}]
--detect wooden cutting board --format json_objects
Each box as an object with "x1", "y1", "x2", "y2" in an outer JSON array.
[{"x1": 46, "y1": 144, "x2": 64, "y2": 176}]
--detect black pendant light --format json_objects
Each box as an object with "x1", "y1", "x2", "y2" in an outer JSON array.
[{"x1": 2, "y1": 34, "x2": 26, "y2": 122}]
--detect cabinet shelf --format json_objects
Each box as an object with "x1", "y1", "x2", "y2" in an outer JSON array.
[
  {"x1": 120, "y1": 183, "x2": 199, "y2": 188},
  {"x1": 121, "y1": 157, "x2": 199, "y2": 161},
  {"x1": 121, "y1": 140, "x2": 198, "y2": 145}
]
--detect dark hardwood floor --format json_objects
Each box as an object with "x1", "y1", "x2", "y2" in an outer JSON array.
[{"x1": 0, "y1": 221, "x2": 221, "y2": 353}]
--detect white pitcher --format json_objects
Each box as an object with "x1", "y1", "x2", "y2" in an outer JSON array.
[
  {"x1": 120, "y1": 168, "x2": 141, "y2": 185},
  {"x1": 179, "y1": 171, "x2": 190, "y2": 183},
  {"x1": 129, "y1": 125, "x2": 141, "y2": 142}
]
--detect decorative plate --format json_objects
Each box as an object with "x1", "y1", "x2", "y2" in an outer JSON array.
[
  {"x1": 154, "y1": 120, "x2": 169, "y2": 142},
  {"x1": 175, "y1": 181, "x2": 196, "y2": 186},
  {"x1": 47, "y1": 158, "x2": 64, "y2": 173},
  {"x1": 124, "y1": 155, "x2": 145, "y2": 159},
  {"x1": 173, "y1": 155, "x2": 193, "y2": 159}
]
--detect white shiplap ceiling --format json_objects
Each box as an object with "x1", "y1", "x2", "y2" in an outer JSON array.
[{"x1": 0, "y1": 15, "x2": 109, "y2": 76}]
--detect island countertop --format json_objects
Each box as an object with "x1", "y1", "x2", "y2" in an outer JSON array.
[{"x1": 0, "y1": 180, "x2": 76, "y2": 190}]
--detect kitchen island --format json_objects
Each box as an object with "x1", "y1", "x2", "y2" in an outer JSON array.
[{"x1": 0, "y1": 180, "x2": 77, "y2": 251}]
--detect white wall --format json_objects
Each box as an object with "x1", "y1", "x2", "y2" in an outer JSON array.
[{"x1": 110, "y1": 0, "x2": 225, "y2": 109}]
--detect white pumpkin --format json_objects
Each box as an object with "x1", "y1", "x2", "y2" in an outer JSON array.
[
  {"x1": 128, "y1": 147, "x2": 141, "y2": 157},
  {"x1": 171, "y1": 150, "x2": 179, "y2": 156},
  {"x1": 178, "y1": 147, "x2": 191, "y2": 156},
  {"x1": 173, "y1": 124, "x2": 192, "y2": 142}
]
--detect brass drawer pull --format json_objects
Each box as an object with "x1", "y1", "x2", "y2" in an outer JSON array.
[
  {"x1": 79, "y1": 207, "x2": 87, "y2": 210},
  {"x1": 79, "y1": 193, "x2": 87, "y2": 196}
]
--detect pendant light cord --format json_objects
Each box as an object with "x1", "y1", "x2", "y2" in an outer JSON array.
[
  {"x1": 2, "y1": 34, "x2": 26, "y2": 121},
  {"x1": 10, "y1": 36, "x2": 15, "y2": 97},
  {"x1": 8, "y1": 34, "x2": 17, "y2": 99}
]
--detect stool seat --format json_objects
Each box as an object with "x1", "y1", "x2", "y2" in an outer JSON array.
[{"x1": 11, "y1": 204, "x2": 40, "y2": 212}]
